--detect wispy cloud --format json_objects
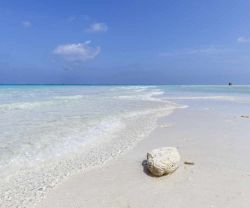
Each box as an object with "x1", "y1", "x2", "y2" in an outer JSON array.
[
  {"x1": 53, "y1": 41, "x2": 101, "y2": 62},
  {"x1": 86, "y1": 22, "x2": 108, "y2": 33},
  {"x1": 160, "y1": 46, "x2": 233, "y2": 57},
  {"x1": 237, "y1": 36, "x2": 250, "y2": 43},
  {"x1": 21, "y1": 21, "x2": 32, "y2": 28}
]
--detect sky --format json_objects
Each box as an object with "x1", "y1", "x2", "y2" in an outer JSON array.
[{"x1": 0, "y1": 0, "x2": 250, "y2": 84}]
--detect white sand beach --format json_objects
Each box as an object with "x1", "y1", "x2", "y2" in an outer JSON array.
[
  {"x1": 2, "y1": 1, "x2": 250, "y2": 207},
  {"x1": 36, "y1": 100, "x2": 250, "y2": 208}
]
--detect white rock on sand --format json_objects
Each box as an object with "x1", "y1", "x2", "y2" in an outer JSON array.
[{"x1": 147, "y1": 147, "x2": 181, "y2": 176}]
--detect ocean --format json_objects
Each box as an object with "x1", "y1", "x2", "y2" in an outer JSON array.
[{"x1": 1, "y1": 85, "x2": 250, "y2": 207}]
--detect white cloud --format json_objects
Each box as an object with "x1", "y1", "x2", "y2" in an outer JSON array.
[
  {"x1": 237, "y1": 36, "x2": 250, "y2": 43},
  {"x1": 21, "y1": 21, "x2": 32, "y2": 28},
  {"x1": 86, "y1": 22, "x2": 108, "y2": 33},
  {"x1": 53, "y1": 41, "x2": 101, "y2": 62}
]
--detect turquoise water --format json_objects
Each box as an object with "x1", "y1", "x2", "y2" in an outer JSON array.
[{"x1": 1, "y1": 85, "x2": 250, "y2": 208}]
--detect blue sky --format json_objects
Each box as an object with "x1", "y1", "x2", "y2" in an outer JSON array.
[{"x1": 0, "y1": 0, "x2": 250, "y2": 84}]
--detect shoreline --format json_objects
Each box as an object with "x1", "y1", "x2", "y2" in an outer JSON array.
[
  {"x1": 32, "y1": 106, "x2": 179, "y2": 207},
  {"x1": 37, "y1": 101, "x2": 250, "y2": 208},
  {"x1": 0, "y1": 102, "x2": 182, "y2": 207},
  {"x1": 1, "y1": 86, "x2": 178, "y2": 208}
]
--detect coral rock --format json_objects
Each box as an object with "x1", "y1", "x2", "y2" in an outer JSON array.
[{"x1": 147, "y1": 147, "x2": 180, "y2": 176}]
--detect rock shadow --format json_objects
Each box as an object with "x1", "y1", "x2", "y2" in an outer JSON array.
[{"x1": 141, "y1": 159, "x2": 157, "y2": 177}]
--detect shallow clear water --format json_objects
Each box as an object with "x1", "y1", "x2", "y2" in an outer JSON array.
[
  {"x1": 162, "y1": 85, "x2": 250, "y2": 95},
  {"x1": 1, "y1": 85, "x2": 249, "y2": 174},
  {"x1": 0, "y1": 85, "x2": 178, "y2": 207},
  {"x1": 1, "y1": 85, "x2": 250, "y2": 207}
]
